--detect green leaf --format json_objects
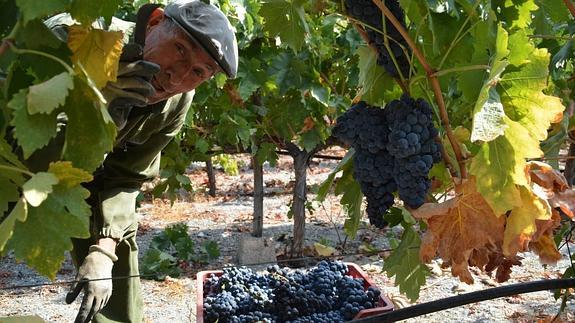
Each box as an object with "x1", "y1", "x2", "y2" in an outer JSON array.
[
  {"x1": 383, "y1": 225, "x2": 430, "y2": 302},
  {"x1": 535, "y1": 0, "x2": 570, "y2": 23},
  {"x1": 356, "y1": 46, "x2": 400, "y2": 106},
  {"x1": 0, "y1": 198, "x2": 27, "y2": 253},
  {"x1": 15, "y1": 0, "x2": 71, "y2": 24},
  {"x1": 202, "y1": 240, "x2": 220, "y2": 259},
  {"x1": 0, "y1": 137, "x2": 27, "y2": 169},
  {"x1": 316, "y1": 149, "x2": 353, "y2": 201},
  {"x1": 493, "y1": 0, "x2": 538, "y2": 29},
  {"x1": 7, "y1": 185, "x2": 90, "y2": 279},
  {"x1": 260, "y1": 0, "x2": 309, "y2": 51},
  {"x1": 342, "y1": 165, "x2": 363, "y2": 239},
  {"x1": 16, "y1": 19, "x2": 61, "y2": 49},
  {"x1": 22, "y1": 172, "x2": 59, "y2": 207},
  {"x1": 70, "y1": 0, "x2": 122, "y2": 25},
  {"x1": 63, "y1": 79, "x2": 116, "y2": 172},
  {"x1": 140, "y1": 248, "x2": 181, "y2": 280},
  {"x1": 27, "y1": 72, "x2": 74, "y2": 115},
  {"x1": 254, "y1": 142, "x2": 279, "y2": 166},
  {"x1": 8, "y1": 89, "x2": 59, "y2": 158}
]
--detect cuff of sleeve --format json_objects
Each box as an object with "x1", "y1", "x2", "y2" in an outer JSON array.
[
  {"x1": 89, "y1": 245, "x2": 119, "y2": 262},
  {"x1": 99, "y1": 227, "x2": 126, "y2": 242}
]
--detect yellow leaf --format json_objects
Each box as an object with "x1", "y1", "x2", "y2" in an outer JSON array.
[
  {"x1": 411, "y1": 178, "x2": 505, "y2": 284},
  {"x1": 68, "y1": 26, "x2": 123, "y2": 89},
  {"x1": 313, "y1": 242, "x2": 336, "y2": 257},
  {"x1": 48, "y1": 161, "x2": 93, "y2": 188},
  {"x1": 503, "y1": 186, "x2": 551, "y2": 256}
]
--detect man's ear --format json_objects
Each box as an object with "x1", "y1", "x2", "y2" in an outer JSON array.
[{"x1": 146, "y1": 8, "x2": 165, "y2": 31}]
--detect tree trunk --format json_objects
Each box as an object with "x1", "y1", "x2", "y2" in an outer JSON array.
[
  {"x1": 565, "y1": 142, "x2": 575, "y2": 186},
  {"x1": 286, "y1": 144, "x2": 309, "y2": 258},
  {"x1": 252, "y1": 157, "x2": 264, "y2": 237},
  {"x1": 206, "y1": 158, "x2": 216, "y2": 197}
]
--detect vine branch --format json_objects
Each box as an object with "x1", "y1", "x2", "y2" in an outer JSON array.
[
  {"x1": 564, "y1": 0, "x2": 575, "y2": 18},
  {"x1": 371, "y1": 0, "x2": 468, "y2": 179}
]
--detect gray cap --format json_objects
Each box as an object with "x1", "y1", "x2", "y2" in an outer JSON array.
[{"x1": 164, "y1": 0, "x2": 238, "y2": 78}]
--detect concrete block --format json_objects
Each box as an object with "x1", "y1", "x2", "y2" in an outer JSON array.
[{"x1": 237, "y1": 234, "x2": 277, "y2": 270}]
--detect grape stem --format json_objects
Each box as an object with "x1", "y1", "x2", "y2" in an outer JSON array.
[
  {"x1": 353, "y1": 23, "x2": 410, "y2": 94},
  {"x1": 564, "y1": 0, "x2": 575, "y2": 18},
  {"x1": 371, "y1": 0, "x2": 468, "y2": 179},
  {"x1": 0, "y1": 165, "x2": 34, "y2": 177},
  {"x1": 9, "y1": 44, "x2": 75, "y2": 75}
]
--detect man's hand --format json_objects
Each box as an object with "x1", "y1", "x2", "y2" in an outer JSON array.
[{"x1": 66, "y1": 244, "x2": 117, "y2": 323}]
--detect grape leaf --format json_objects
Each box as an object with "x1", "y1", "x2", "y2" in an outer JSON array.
[
  {"x1": 341, "y1": 165, "x2": 363, "y2": 239},
  {"x1": 493, "y1": 0, "x2": 538, "y2": 29},
  {"x1": 383, "y1": 225, "x2": 430, "y2": 302},
  {"x1": 48, "y1": 161, "x2": 93, "y2": 188},
  {"x1": 7, "y1": 185, "x2": 90, "y2": 279},
  {"x1": 356, "y1": 46, "x2": 400, "y2": 106},
  {"x1": 63, "y1": 79, "x2": 116, "y2": 172},
  {"x1": 535, "y1": 0, "x2": 570, "y2": 23},
  {"x1": 8, "y1": 89, "x2": 59, "y2": 158},
  {"x1": 503, "y1": 186, "x2": 551, "y2": 256},
  {"x1": 0, "y1": 137, "x2": 27, "y2": 169},
  {"x1": 316, "y1": 149, "x2": 354, "y2": 201},
  {"x1": 260, "y1": 0, "x2": 309, "y2": 51},
  {"x1": 16, "y1": 19, "x2": 61, "y2": 49},
  {"x1": 67, "y1": 26, "x2": 123, "y2": 89},
  {"x1": 0, "y1": 177, "x2": 19, "y2": 215},
  {"x1": 530, "y1": 233, "x2": 562, "y2": 264},
  {"x1": 22, "y1": 172, "x2": 59, "y2": 207},
  {"x1": 27, "y1": 72, "x2": 74, "y2": 115},
  {"x1": 412, "y1": 178, "x2": 505, "y2": 284},
  {"x1": 470, "y1": 27, "x2": 565, "y2": 215},
  {"x1": 0, "y1": 198, "x2": 27, "y2": 253},
  {"x1": 15, "y1": 0, "x2": 70, "y2": 24},
  {"x1": 70, "y1": 0, "x2": 122, "y2": 25}
]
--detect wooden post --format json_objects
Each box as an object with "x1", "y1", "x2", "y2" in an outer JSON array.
[
  {"x1": 252, "y1": 156, "x2": 264, "y2": 237},
  {"x1": 206, "y1": 158, "x2": 216, "y2": 197}
]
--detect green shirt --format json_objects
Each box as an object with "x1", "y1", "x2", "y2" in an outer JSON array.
[{"x1": 45, "y1": 14, "x2": 194, "y2": 240}]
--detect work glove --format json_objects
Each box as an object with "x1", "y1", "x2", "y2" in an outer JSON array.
[
  {"x1": 66, "y1": 245, "x2": 117, "y2": 323},
  {"x1": 103, "y1": 43, "x2": 160, "y2": 129}
]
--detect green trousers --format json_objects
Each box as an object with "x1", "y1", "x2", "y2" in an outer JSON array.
[{"x1": 70, "y1": 190, "x2": 143, "y2": 323}]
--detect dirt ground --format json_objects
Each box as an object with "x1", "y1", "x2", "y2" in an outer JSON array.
[{"x1": 0, "y1": 150, "x2": 574, "y2": 323}]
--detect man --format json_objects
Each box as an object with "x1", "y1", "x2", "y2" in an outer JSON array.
[{"x1": 45, "y1": 1, "x2": 238, "y2": 322}]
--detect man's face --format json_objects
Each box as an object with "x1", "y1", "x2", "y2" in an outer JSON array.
[{"x1": 143, "y1": 15, "x2": 221, "y2": 104}]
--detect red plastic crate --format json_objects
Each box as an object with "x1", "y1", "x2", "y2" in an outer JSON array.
[{"x1": 196, "y1": 262, "x2": 394, "y2": 322}]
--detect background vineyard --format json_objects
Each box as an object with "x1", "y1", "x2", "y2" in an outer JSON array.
[{"x1": 0, "y1": 0, "x2": 574, "y2": 314}]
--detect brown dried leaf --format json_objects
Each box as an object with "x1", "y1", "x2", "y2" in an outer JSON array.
[
  {"x1": 530, "y1": 234, "x2": 562, "y2": 264},
  {"x1": 300, "y1": 117, "x2": 315, "y2": 133},
  {"x1": 412, "y1": 178, "x2": 505, "y2": 284},
  {"x1": 550, "y1": 189, "x2": 575, "y2": 220},
  {"x1": 528, "y1": 161, "x2": 569, "y2": 191},
  {"x1": 484, "y1": 252, "x2": 522, "y2": 283}
]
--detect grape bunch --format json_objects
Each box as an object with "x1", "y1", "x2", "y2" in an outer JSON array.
[
  {"x1": 332, "y1": 96, "x2": 441, "y2": 226},
  {"x1": 344, "y1": 0, "x2": 410, "y2": 78},
  {"x1": 332, "y1": 102, "x2": 395, "y2": 228},
  {"x1": 384, "y1": 95, "x2": 441, "y2": 208},
  {"x1": 202, "y1": 260, "x2": 382, "y2": 322}
]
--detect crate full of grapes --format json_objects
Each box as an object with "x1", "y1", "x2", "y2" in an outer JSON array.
[{"x1": 197, "y1": 261, "x2": 394, "y2": 322}]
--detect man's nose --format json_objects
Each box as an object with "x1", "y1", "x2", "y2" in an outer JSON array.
[{"x1": 167, "y1": 61, "x2": 191, "y2": 86}]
